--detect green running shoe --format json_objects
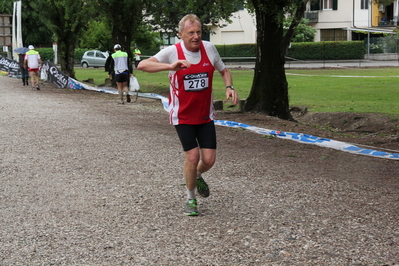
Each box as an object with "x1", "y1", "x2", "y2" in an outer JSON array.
[
  {"x1": 196, "y1": 177, "x2": 210, "y2": 197},
  {"x1": 184, "y1": 199, "x2": 198, "y2": 216}
]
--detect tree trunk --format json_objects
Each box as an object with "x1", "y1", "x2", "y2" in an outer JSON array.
[
  {"x1": 112, "y1": 25, "x2": 134, "y2": 70},
  {"x1": 58, "y1": 35, "x2": 77, "y2": 79},
  {"x1": 244, "y1": 1, "x2": 292, "y2": 120}
]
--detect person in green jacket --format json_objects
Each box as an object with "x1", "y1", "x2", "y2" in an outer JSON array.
[{"x1": 134, "y1": 47, "x2": 141, "y2": 68}]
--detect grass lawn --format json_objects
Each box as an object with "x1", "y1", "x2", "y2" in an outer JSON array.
[{"x1": 74, "y1": 67, "x2": 399, "y2": 116}]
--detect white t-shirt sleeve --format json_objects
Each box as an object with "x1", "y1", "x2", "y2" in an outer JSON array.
[
  {"x1": 153, "y1": 41, "x2": 226, "y2": 72},
  {"x1": 203, "y1": 41, "x2": 226, "y2": 72},
  {"x1": 154, "y1": 46, "x2": 177, "y2": 64}
]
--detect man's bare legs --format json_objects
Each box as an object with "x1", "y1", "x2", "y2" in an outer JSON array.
[
  {"x1": 184, "y1": 147, "x2": 215, "y2": 193},
  {"x1": 29, "y1": 71, "x2": 40, "y2": 90},
  {"x1": 117, "y1": 81, "x2": 130, "y2": 103}
]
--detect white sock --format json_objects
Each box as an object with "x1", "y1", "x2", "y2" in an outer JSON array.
[
  {"x1": 187, "y1": 188, "x2": 196, "y2": 200},
  {"x1": 196, "y1": 171, "x2": 202, "y2": 179}
]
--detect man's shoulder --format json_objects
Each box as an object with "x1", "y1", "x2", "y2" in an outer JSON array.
[{"x1": 202, "y1": 41, "x2": 215, "y2": 48}]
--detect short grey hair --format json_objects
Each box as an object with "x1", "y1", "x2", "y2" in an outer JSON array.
[{"x1": 178, "y1": 14, "x2": 201, "y2": 33}]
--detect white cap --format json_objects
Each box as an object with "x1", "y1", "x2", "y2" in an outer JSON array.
[
  {"x1": 28, "y1": 45, "x2": 34, "y2": 49},
  {"x1": 114, "y1": 44, "x2": 121, "y2": 49}
]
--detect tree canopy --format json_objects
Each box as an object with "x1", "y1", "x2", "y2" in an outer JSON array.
[
  {"x1": 145, "y1": 0, "x2": 242, "y2": 38},
  {"x1": 30, "y1": 0, "x2": 95, "y2": 78},
  {"x1": 0, "y1": 0, "x2": 53, "y2": 47}
]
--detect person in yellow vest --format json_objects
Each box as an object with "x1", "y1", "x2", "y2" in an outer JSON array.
[
  {"x1": 134, "y1": 47, "x2": 141, "y2": 68},
  {"x1": 108, "y1": 44, "x2": 132, "y2": 104},
  {"x1": 24, "y1": 45, "x2": 42, "y2": 90}
]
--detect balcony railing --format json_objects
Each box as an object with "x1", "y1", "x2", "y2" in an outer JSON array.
[
  {"x1": 377, "y1": 16, "x2": 399, "y2": 26},
  {"x1": 304, "y1": 11, "x2": 319, "y2": 23}
]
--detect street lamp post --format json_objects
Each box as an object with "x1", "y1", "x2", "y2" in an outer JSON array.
[{"x1": 367, "y1": 0, "x2": 371, "y2": 59}]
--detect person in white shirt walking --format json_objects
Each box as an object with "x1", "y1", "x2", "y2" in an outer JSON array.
[
  {"x1": 24, "y1": 45, "x2": 42, "y2": 90},
  {"x1": 108, "y1": 44, "x2": 133, "y2": 104}
]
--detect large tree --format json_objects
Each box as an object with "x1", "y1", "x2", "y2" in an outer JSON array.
[
  {"x1": 30, "y1": 0, "x2": 94, "y2": 78},
  {"x1": 243, "y1": 0, "x2": 307, "y2": 120},
  {"x1": 96, "y1": 0, "x2": 146, "y2": 62}
]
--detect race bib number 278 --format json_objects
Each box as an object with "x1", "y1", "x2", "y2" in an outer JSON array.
[{"x1": 183, "y1": 72, "x2": 209, "y2": 91}]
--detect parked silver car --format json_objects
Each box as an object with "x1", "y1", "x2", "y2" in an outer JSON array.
[{"x1": 80, "y1": 50, "x2": 109, "y2": 68}]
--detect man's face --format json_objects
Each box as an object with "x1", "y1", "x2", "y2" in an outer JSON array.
[{"x1": 179, "y1": 20, "x2": 202, "y2": 52}]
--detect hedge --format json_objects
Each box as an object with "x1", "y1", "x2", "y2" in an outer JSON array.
[
  {"x1": 215, "y1": 43, "x2": 257, "y2": 57},
  {"x1": 36, "y1": 41, "x2": 366, "y2": 63},
  {"x1": 36, "y1": 48, "x2": 54, "y2": 62},
  {"x1": 287, "y1": 41, "x2": 365, "y2": 60},
  {"x1": 213, "y1": 41, "x2": 365, "y2": 60},
  {"x1": 33, "y1": 48, "x2": 86, "y2": 62}
]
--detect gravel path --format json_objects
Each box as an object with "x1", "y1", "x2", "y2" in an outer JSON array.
[{"x1": 1, "y1": 76, "x2": 398, "y2": 265}]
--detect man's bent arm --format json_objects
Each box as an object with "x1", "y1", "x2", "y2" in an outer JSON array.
[
  {"x1": 219, "y1": 67, "x2": 238, "y2": 105},
  {"x1": 138, "y1": 57, "x2": 191, "y2": 73}
]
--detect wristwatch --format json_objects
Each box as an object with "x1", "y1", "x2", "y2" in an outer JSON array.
[{"x1": 226, "y1": 86, "x2": 234, "y2": 90}]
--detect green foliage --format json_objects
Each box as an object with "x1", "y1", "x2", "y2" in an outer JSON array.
[
  {"x1": 36, "y1": 48, "x2": 54, "y2": 62},
  {"x1": 0, "y1": 0, "x2": 54, "y2": 47},
  {"x1": 0, "y1": 0, "x2": 12, "y2": 13},
  {"x1": 139, "y1": 47, "x2": 161, "y2": 57},
  {"x1": 96, "y1": 0, "x2": 144, "y2": 52},
  {"x1": 79, "y1": 20, "x2": 112, "y2": 51},
  {"x1": 287, "y1": 41, "x2": 365, "y2": 60},
  {"x1": 375, "y1": 0, "x2": 396, "y2": 6},
  {"x1": 215, "y1": 44, "x2": 257, "y2": 57},
  {"x1": 74, "y1": 48, "x2": 88, "y2": 60},
  {"x1": 370, "y1": 35, "x2": 399, "y2": 53},
  {"x1": 133, "y1": 24, "x2": 164, "y2": 53},
  {"x1": 31, "y1": 0, "x2": 96, "y2": 77},
  {"x1": 146, "y1": 0, "x2": 243, "y2": 36},
  {"x1": 369, "y1": 43, "x2": 384, "y2": 54},
  {"x1": 284, "y1": 18, "x2": 316, "y2": 42},
  {"x1": 212, "y1": 42, "x2": 365, "y2": 60}
]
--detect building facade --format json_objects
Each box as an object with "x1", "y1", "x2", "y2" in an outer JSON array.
[
  {"x1": 306, "y1": 0, "x2": 398, "y2": 41},
  {"x1": 203, "y1": 0, "x2": 399, "y2": 46},
  {"x1": 0, "y1": 14, "x2": 12, "y2": 56}
]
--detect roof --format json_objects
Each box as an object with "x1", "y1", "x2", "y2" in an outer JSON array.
[{"x1": 344, "y1": 27, "x2": 396, "y2": 34}]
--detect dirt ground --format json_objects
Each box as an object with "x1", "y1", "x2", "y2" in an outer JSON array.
[
  {"x1": 147, "y1": 83, "x2": 399, "y2": 155},
  {"x1": 216, "y1": 108, "x2": 399, "y2": 154},
  {"x1": 1, "y1": 75, "x2": 399, "y2": 265}
]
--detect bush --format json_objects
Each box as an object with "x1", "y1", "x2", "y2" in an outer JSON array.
[
  {"x1": 215, "y1": 43, "x2": 257, "y2": 57},
  {"x1": 75, "y1": 48, "x2": 87, "y2": 60},
  {"x1": 369, "y1": 43, "x2": 384, "y2": 54},
  {"x1": 212, "y1": 41, "x2": 364, "y2": 60},
  {"x1": 137, "y1": 47, "x2": 161, "y2": 58},
  {"x1": 36, "y1": 48, "x2": 54, "y2": 62},
  {"x1": 287, "y1": 41, "x2": 365, "y2": 60}
]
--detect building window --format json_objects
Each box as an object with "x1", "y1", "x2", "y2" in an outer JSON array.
[
  {"x1": 361, "y1": 0, "x2": 369, "y2": 9},
  {"x1": 320, "y1": 29, "x2": 347, "y2": 41},
  {"x1": 323, "y1": 0, "x2": 333, "y2": 10},
  {"x1": 162, "y1": 33, "x2": 175, "y2": 46}
]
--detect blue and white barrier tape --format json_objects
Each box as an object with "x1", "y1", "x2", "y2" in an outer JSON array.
[
  {"x1": 215, "y1": 120, "x2": 399, "y2": 160},
  {"x1": 68, "y1": 78, "x2": 399, "y2": 160}
]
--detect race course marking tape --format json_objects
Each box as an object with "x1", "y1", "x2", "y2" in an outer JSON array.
[{"x1": 68, "y1": 78, "x2": 399, "y2": 160}]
